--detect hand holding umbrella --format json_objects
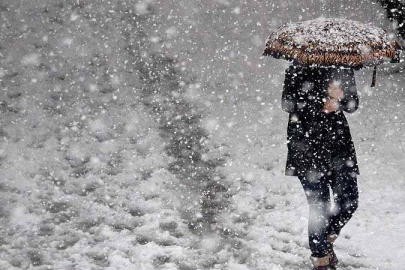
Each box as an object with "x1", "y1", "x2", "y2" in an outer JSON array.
[{"x1": 322, "y1": 82, "x2": 344, "y2": 113}]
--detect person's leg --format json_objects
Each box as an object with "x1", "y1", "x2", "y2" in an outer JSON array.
[
  {"x1": 328, "y1": 169, "x2": 359, "y2": 236},
  {"x1": 298, "y1": 171, "x2": 331, "y2": 258}
]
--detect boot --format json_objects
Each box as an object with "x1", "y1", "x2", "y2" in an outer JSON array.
[
  {"x1": 310, "y1": 256, "x2": 330, "y2": 270},
  {"x1": 327, "y1": 234, "x2": 339, "y2": 269}
]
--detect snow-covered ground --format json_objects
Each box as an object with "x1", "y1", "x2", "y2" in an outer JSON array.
[{"x1": 0, "y1": 0, "x2": 404, "y2": 269}]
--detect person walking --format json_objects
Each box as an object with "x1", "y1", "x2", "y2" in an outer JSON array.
[
  {"x1": 281, "y1": 64, "x2": 360, "y2": 270},
  {"x1": 262, "y1": 17, "x2": 401, "y2": 270}
]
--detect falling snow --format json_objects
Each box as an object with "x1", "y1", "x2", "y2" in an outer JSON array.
[{"x1": 0, "y1": 0, "x2": 404, "y2": 270}]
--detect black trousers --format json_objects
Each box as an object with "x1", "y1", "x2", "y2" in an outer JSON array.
[{"x1": 298, "y1": 168, "x2": 359, "y2": 258}]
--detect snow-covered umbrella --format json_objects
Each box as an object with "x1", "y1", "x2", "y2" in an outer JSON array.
[{"x1": 262, "y1": 18, "x2": 403, "y2": 86}]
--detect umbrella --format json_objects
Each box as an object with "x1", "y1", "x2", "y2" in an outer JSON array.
[{"x1": 262, "y1": 18, "x2": 403, "y2": 86}]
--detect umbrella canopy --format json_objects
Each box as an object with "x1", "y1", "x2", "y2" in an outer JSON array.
[{"x1": 262, "y1": 18, "x2": 403, "y2": 68}]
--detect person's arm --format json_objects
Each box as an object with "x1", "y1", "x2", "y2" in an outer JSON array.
[
  {"x1": 338, "y1": 69, "x2": 359, "y2": 113},
  {"x1": 322, "y1": 68, "x2": 359, "y2": 114},
  {"x1": 282, "y1": 66, "x2": 326, "y2": 125},
  {"x1": 281, "y1": 65, "x2": 300, "y2": 113}
]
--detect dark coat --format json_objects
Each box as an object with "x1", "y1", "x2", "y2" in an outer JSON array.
[{"x1": 282, "y1": 65, "x2": 360, "y2": 178}]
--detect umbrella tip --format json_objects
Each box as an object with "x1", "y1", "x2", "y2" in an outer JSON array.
[{"x1": 371, "y1": 66, "x2": 377, "y2": 87}]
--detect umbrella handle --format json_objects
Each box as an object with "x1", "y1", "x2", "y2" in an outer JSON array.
[{"x1": 371, "y1": 66, "x2": 377, "y2": 87}]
